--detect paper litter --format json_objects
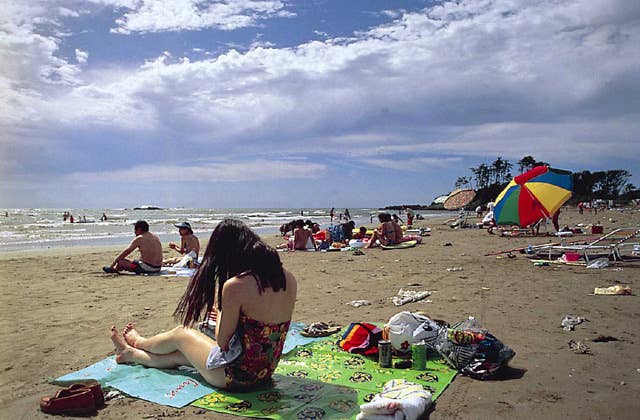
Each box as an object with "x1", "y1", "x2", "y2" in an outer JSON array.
[
  {"x1": 561, "y1": 315, "x2": 588, "y2": 331},
  {"x1": 348, "y1": 300, "x2": 372, "y2": 307},
  {"x1": 593, "y1": 285, "x2": 632, "y2": 295},
  {"x1": 392, "y1": 289, "x2": 432, "y2": 306}
]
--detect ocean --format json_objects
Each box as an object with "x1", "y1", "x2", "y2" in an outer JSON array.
[{"x1": 0, "y1": 207, "x2": 449, "y2": 252}]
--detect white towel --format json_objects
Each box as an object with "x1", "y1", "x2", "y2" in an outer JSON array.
[{"x1": 356, "y1": 379, "x2": 432, "y2": 420}]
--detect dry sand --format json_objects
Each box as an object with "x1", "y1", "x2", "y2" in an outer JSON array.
[{"x1": 1, "y1": 207, "x2": 638, "y2": 419}]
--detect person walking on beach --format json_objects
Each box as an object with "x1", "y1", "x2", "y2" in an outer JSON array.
[
  {"x1": 344, "y1": 208, "x2": 351, "y2": 221},
  {"x1": 109, "y1": 219, "x2": 297, "y2": 391},
  {"x1": 103, "y1": 220, "x2": 162, "y2": 274},
  {"x1": 329, "y1": 208, "x2": 335, "y2": 223},
  {"x1": 405, "y1": 207, "x2": 415, "y2": 226},
  {"x1": 169, "y1": 222, "x2": 200, "y2": 260}
]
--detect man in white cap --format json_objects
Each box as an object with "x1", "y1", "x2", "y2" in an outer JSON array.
[{"x1": 169, "y1": 222, "x2": 200, "y2": 261}]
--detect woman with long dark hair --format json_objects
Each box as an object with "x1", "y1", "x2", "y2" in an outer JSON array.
[{"x1": 109, "y1": 219, "x2": 297, "y2": 390}]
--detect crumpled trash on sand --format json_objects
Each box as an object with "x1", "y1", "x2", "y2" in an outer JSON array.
[
  {"x1": 561, "y1": 315, "x2": 588, "y2": 331},
  {"x1": 568, "y1": 339, "x2": 592, "y2": 354},
  {"x1": 586, "y1": 257, "x2": 609, "y2": 269},
  {"x1": 593, "y1": 285, "x2": 632, "y2": 295},
  {"x1": 347, "y1": 300, "x2": 372, "y2": 307},
  {"x1": 392, "y1": 289, "x2": 432, "y2": 306}
]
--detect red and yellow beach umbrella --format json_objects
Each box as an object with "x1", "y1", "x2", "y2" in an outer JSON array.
[{"x1": 493, "y1": 166, "x2": 573, "y2": 227}]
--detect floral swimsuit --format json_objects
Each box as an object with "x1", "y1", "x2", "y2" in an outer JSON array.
[{"x1": 224, "y1": 315, "x2": 290, "y2": 391}]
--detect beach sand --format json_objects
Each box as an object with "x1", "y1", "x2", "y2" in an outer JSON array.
[{"x1": 1, "y1": 207, "x2": 638, "y2": 419}]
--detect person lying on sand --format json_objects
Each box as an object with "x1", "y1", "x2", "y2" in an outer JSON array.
[
  {"x1": 109, "y1": 219, "x2": 297, "y2": 390},
  {"x1": 103, "y1": 220, "x2": 162, "y2": 274}
]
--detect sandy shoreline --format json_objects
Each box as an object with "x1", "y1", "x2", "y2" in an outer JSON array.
[{"x1": 1, "y1": 207, "x2": 638, "y2": 419}]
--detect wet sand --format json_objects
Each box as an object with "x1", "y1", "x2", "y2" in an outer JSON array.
[{"x1": 0, "y1": 207, "x2": 638, "y2": 419}]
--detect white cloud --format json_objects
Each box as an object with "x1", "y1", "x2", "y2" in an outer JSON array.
[
  {"x1": 75, "y1": 48, "x2": 88, "y2": 64},
  {"x1": 362, "y1": 157, "x2": 463, "y2": 171},
  {"x1": 2, "y1": 0, "x2": 639, "y2": 182},
  {"x1": 63, "y1": 159, "x2": 326, "y2": 183},
  {"x1": 106, "y1": 0, "x2": 294, "y2": 33}
]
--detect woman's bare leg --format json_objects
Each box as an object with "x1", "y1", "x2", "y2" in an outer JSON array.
[
  {"x1": 110, "y1": 326, "x2": 226, "y2": 387},
  {"x1": 110, "y1": 326, "x2": 185, "y2": 368},
  {"x1": 123, "y1": 324, "x2": 208, "y2": 355},
  {"x1": 366, "y1": 231, "x2": 380, "y2": 248}
]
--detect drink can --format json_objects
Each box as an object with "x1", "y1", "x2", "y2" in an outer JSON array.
[
  {"x1": 378, "y1": 340, "x2": 392, "y2": 368},
  {"x1": 412, "y1": 342, "x2": 427, "y2": 370}
]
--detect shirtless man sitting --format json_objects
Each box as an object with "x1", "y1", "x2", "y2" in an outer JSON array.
[
  {"x1": 103, "y1": 220, "x2": 163, "y2": 274},
  {"x1": 168, "y1": 222, "x2": 200, "y2": 260},
  {"x1": 366, "y1": 213, "x2": 403, "y2": 248}
]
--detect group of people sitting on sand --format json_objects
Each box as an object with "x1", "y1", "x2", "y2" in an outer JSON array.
[
  {"x1": 277, "y1": 212, "x2": 407, "y2": 251},
  {"x1": 98, "y1": 214, "x2": 413, "y2": 405},
  {"x1": 102, "y1": 220, "x2": 200, "y2": 275}
]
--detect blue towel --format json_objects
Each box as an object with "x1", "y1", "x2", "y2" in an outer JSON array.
[
  {"x1": 54, "y1": 357, "x2": 216, "y2": 408},
  {"x1": 54, "y1": 322, "x2": 325, "y2": 407}
]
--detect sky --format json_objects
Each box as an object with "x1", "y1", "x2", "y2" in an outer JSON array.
[{"x1": 1, "y1": 0, "x2": 639, "y2": 209}]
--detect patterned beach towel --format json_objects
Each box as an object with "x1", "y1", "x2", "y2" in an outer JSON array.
[{"x1": 192, "y1": 333, "x2": 457, "y2": 419}]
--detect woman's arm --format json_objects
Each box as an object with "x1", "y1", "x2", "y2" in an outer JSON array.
[{"x1": 214, "y1": 278, "x2": 243, "y2": 351}]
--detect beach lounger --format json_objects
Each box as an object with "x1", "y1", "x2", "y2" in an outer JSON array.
[{"x1": 534, "y1": 227, "x2": 640, "y2": 262}]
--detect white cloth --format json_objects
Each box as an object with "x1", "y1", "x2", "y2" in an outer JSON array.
[
  {"x1": 356, "y1": 379, "x2": 432, "y2": 420},
  {"x1": 172, "y1": 251, "x2": 197, "y2": 268}
]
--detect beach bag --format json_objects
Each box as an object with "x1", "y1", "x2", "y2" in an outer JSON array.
[
  {"x1": 433, "y1": 317, "x2": 515, "y2": 380},
  {"x1": 338, "y1": 322, "x2": 382, "y2": 355}
]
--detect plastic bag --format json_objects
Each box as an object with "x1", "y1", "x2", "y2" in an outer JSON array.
[
  {"x1": 387, "y1": 312, "x2": 430, "y2": 354},
  {"x1": 586, "y1": 257, "x2": 609, "y2": 269}
]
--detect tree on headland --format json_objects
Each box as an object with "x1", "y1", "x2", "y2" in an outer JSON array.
[
  {"x1": 592, "y1": 170, "x2": 632, "y2": 199},
  {"x1": 454, "y1": 176, "x2": 471, "y2": 189},
  {"x1": 470, "y1": 163, "x2": 490, "y2": 189},
  {"x1": 517, "y1": 156, "x2": 537, "y2": 173},
  {"x1": 490, "y1": 156, "x2": 513, "y2": 184}
]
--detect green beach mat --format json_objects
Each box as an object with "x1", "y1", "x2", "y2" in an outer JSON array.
[{"x1": 192, "y1": 334, "x2": 457, "y2": 419}]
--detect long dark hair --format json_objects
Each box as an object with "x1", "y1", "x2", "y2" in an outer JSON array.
[{"x1": 174, "y1": 219, "x2": 286, "y2": 326}]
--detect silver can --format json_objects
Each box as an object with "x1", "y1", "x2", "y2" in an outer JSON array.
[{"x1": 378, "y1": 340, "x2": 392, "y2": 368}]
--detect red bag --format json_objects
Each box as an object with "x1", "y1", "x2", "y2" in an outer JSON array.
[{"x1": 337, "y1": 322, "x2": 382, "y2": 355}]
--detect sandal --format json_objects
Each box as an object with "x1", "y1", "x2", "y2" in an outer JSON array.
[
  {"x1": 300, "y1": 322, "x2": 342, "y2": 337},
  {"x1": 40, "y1": 387, "x2": 96, "y2": 415},
  {"x1": 67, "y1": 382, "x2": 105, "y2": 408}
]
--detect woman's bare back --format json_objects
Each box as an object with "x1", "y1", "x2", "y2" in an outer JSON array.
[{"x1": 234, "y1": 269, "x2": 297, "y2": 324}]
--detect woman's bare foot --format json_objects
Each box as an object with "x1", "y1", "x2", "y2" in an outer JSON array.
[
  {"x1": 123, "y1": 322, "x2": 144, "y2": 348},
  {"x1": 110, "y1": 326, "x2": 142, "y2": 364}
]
